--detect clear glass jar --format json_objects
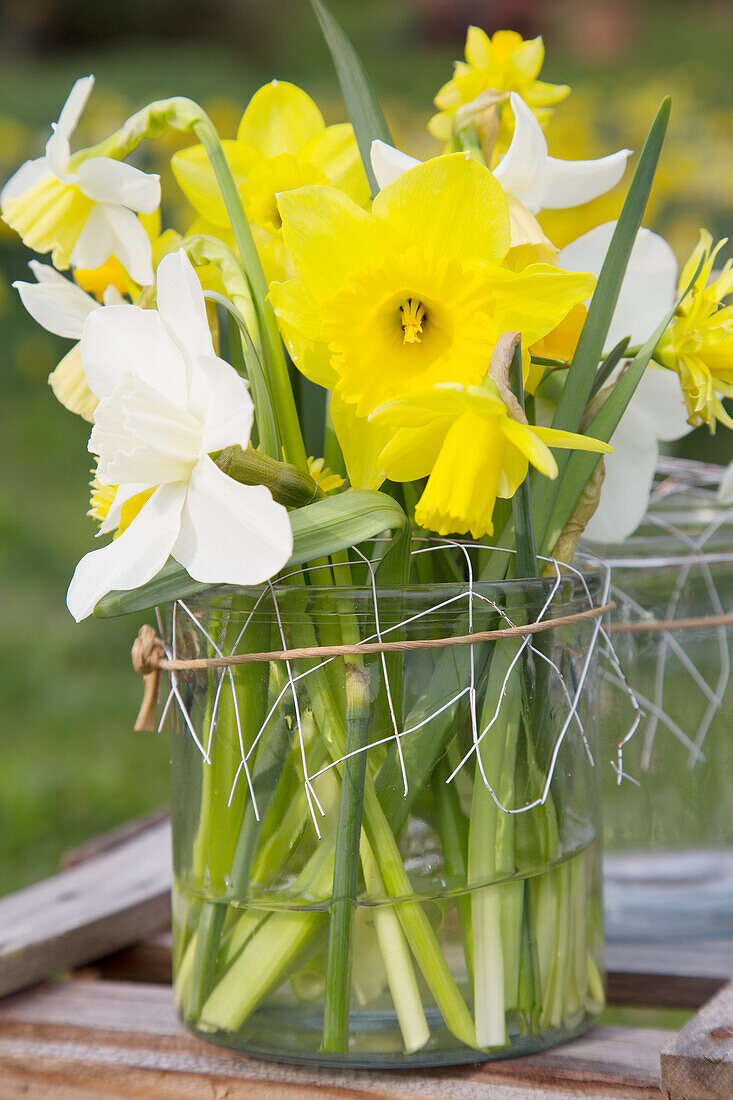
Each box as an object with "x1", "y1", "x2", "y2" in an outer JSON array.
[
  {"x1": 583, "y1": 460, "x2": 733, "y2": 941},
  {"x1": 165, "y1": 569, "x2": 605, "y2": 1067}
]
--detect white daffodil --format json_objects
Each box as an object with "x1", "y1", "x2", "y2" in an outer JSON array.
[
  {"x1": 13, "y1": 261, "x2": 123, "y2": 421},
  {"x1": 558, "y1": 221, "x2": 693, "y2": 543},
  {"x1": 66, "y1": 249, "x2": 293, "y2": 621},
  {"x1": 371, "y1": 93, "x2": 630, "y2": 247},
  {"x1": 493, "y1": 93, "x2": 630, "y2": 215},
  {"x1": 1, "y1": 75, "x2": 160, "y2": 284}
]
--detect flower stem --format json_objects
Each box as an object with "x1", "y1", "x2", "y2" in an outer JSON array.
[{"x1": 322, "y1": 663, "x2": 371, "y2": 1052}]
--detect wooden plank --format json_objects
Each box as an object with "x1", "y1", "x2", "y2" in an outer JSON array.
[
  {"x1": 661, "y1": 979, "x2": 733, "y2": 1099},
  {"x1": 0, "y1": 819, "x2": 172, "y2": 999},
  {"x1": 0, "y1": 979, "x2": 667, "y2": 1099},
  {"x1": 606, "y1": 938, "x2": 733, "y2": 1008},
  {"x1": 61, "y1": 808, "x2": 170, "y2": 869}
]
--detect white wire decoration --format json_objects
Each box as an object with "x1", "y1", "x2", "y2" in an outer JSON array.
[
  {"x1": 584, "y1": 457, "x2": 733, "y2": 780},
  {"x1": 155, "y1": 539, "x2": 640, "y2": 837}
]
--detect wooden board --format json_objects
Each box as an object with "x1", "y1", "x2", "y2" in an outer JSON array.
[
  {"x1": 606, "y1": 938, "x2": 733, "y2": 1008},
  {"x1": 0, "y1": 979, "x2": 669, "y2": 1099},
  {"x1": 0, "y1": 818, "x2": 171, "y2": 999},
  {"x1": 661, "y1": 979, "x2": 733, "y2": 1099}
]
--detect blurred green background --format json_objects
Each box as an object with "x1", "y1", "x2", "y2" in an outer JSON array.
[{"x1": 1, "y1": 0, "x2": 731, "y2": 897}]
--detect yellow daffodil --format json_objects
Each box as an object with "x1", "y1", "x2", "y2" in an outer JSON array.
[
  {"x1": 271, "y1": 152, "x2": 595, "y2": 486},
  {"x1": 429, "y1": 28, "x2": 569, "y2": 157},
  {"x1": 370, "y1": 381, "x2": 610, "y2": 539},
  {"x1": 655, "y1": 231, "x2": 733, "y2": 429},
  {"x1": 307, "y1": 456, "x2": 344, "y2": 494},
  {"x1": 171, "y1": 80, "x2": 369, "y2": 283}
]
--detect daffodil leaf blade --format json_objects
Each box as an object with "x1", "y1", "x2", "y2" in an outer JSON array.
[
  {"x1": 535, "y1": 96, "x2": 670, "y2": 547},
  {"x1": 93, "y1": 490, "x2": 410, "y2": 617},
  {"x1": 554, "y1": 96, "x2": 671, "y2": 434},
  {"x1": 538, "y1": 254, "x2": 702, "y2": 557},
  {"x1": 309, "y1": 0, "x2": 392, "y2": 197}
]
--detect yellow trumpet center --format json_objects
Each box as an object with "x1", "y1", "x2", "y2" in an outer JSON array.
[{"x1": 400, "y1": 298, "x2": 426, "y2": 344}]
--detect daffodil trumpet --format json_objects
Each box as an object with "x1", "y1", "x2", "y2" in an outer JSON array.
[{"x1": 5, "y1": 6, "x2": 713, "y2": 1066}]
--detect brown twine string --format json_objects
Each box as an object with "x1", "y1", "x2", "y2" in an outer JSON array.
[
  {"x1": 608, "y1": 609, "x2": 733, "y2": 636},
  {"x1": 132, "y1": 601, "x2": 733, "y2": 731},
  {"x1": 131, "y1": 602, "x2": 615, "y2": 730}
]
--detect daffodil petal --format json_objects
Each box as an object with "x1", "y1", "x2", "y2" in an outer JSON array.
[
  {"x1": 501, "y1": 417, "x2": 558, "y2": 478},
  {"x1": 270, "y1": 277, "x2": 337, "y2": 388},
  {"x1": 372, "y1": 152, "x2": 510, "y2": 264},
  {"x1": 48, "y1": 343, "x2": 97, "y2": 421},
  {"x1": 1, "y1": 156, "x2": 51, "y2": 205},
  {"x1": 173, "y1": 455, "x2": 292, "y2": 584},
  {"x1": 531, "y1": 424, "x2": 612, "y2": 453},
  {"x1": 46, "y1": 75, "x2": 95, "y2": 179},
  {"x1": 538, "y1": 150, "x2": 631, "y2": 211},
  {"x1": 303, "y1": 123, "x2": 370, "y2": 206},
  {"x1": 558, "y1": 222, "x2": 677, "y2": 350},
  {"x1": 194, "y1": 354, "x2": 254, "y2": 453},
  {"x1": 378, "y1": 419, "x2": 450, "y2": 482},
  {"x1": 493, "y1": 93, "x2": 547, "y2": 208},
  {"x1": 156, "y1": 249, "x2": 215, "y2": 365},
  {"x1": 98, "y1": 482, "x2": 155, "y2": 535},
  {"x1": 13, "y1": 264, "x2": 97, "y2": 338},
  {"x1": 370, "y1": 139, "x2": 420, "y2": 191},
  {"x1": 278, "y1": 185, "x2": 393, "y2": 302},
  {"x1": 171, "y1": 141, "x2": 259, "y2": 226},
  {"x1": 486, "y1": 263, "x2": 596, "y2": 347},
  {"x1": 582, "y1": 409, "x2": 657, "y2": 543},
  {"x1": 330, "y1": 391, "x2": 392, "y2": 490},
  {"x1": 71, "y1": 203, "x2": 154, "y2": 286},
  {"x1": 81, "y1": 303, "x2": 188, "y2": 406},
  {"x1": 237, "y1": 80, "x2": 324, "y2": 156},
  {"x1": 370, "y1": 387, "x2": 470, "y2": 428},
  {"x1": 465, "y1": 25, "x2": 492, "y2": 68},
  {"x1": 66, "y1": 480, "x2": 185, "y2": 622},
  {"x1": 75, "y1": 156, "x2": 161, "y2": 213},
  {"x1": 632, "y1": 365, "x2": 691, "y2": 443}
]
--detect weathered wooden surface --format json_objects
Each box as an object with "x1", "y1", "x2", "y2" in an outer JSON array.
[
  {"x1": 661, "y1": 979, "x2": 733, "y2": 1099},
  {"x1": 0, "y1": 818, "x2": 171, "y2": 999},
  {"x1": 0, "y1": 979, "x2": 669, "y2": 1099},
  {"x1": 606, "y1": 937, "x2": 733, "y2": 1008}
]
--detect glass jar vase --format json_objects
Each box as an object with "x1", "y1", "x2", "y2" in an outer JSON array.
[
  {"x1": 583, "y1": 459, "x2": 733, "y2": 941},
  {"x1": 164, "y1": 566, "x2": 606, "y2": 1067}
]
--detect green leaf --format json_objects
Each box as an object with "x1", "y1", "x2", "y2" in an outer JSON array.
[
  {"x1": 94, "y1": 491, "x2": 410, "y2": 618},
  {"x1": 205, "y1": 291, "x2": 280, "y2": 459},
  {"x1": 309, "y1": 0, "x2": 392, "y2": 197},
  {"x1": 534, "y1": 96, "x2": 671, "y2": 545},
  {"x1": 538, "y1": 254, "x2": 703, "y2": 557},
  {"x1": 509, "y1": 341, "x2": 539, "y2": 580}
]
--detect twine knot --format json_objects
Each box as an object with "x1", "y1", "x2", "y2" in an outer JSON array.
[
  {"x1": 132, "y1": 624, "x2": 165, "y2": 676},
  {"x1": 132, "y1": 625, "x2": 165, "y2": 732}
]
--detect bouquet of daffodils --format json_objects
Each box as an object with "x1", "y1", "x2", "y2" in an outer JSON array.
[{"x1": 5, "y1": 1, "x2": 732, "y2": 1062}]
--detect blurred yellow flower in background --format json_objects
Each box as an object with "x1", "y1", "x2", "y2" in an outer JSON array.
[{"x1": 429, "y1": 28, "x2": 570, "y2": 157}]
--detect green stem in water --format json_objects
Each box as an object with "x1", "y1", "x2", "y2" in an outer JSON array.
[
  {"x1": 322, "y1": 663, "x2": 371, "y2": 1052},
  {"x1": 432, "y1": 756, "x2": 473, "y2": 980},
  {"x1": 509, "y1": 340, "x2": 539, "y2": 582},
  {"x1": 360, "y1": 838, "x2": 430, "y2": 1054}
]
